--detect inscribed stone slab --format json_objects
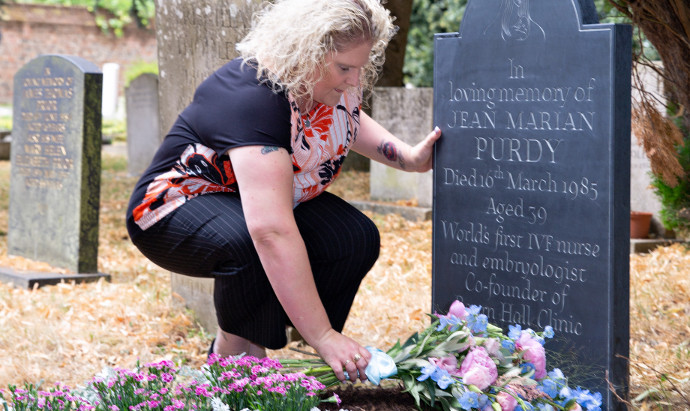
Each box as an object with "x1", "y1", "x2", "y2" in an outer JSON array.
[
  {"x1": 431, "y1": 0, "x2": 631, "y2": 407},
  {"x1": 126, "y1": 73, "x2": 160, "y2": 176},
  {"x1": 8, "y1": 55, "x2": 102, "y2": 273}
]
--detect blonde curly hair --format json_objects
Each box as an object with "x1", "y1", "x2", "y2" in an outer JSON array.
[{"x1": 236, "y1": 0, "x2": 396, "y2": 102}]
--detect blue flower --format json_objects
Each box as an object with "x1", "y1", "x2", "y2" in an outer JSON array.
[
  {"x1": 468, "y1": 313, "x2": 488, "y2": 334},
  {"x1": 467, "y1": 305, "x2": 482, "y2": 316},
  {"x1": 537, "y1": 404, "x2": 556, "y2": 411},
  {"x1": 501, "y1": 339, "x2": 516, "y2": 353},
  {"x1": 437, "y1": 314, "x2": 462, "y2": 332},
  {"x1": 508, "y1": 324, "x2": 522, "y2": 340},
  {"x1": 458, "y1": 391, "x2": 479, "y2": 410},
  {"x1": 547, "y1": 368, "x2": 566, "y2": 385},
  {"x1": 543, "y1": 326, "x2": 554, "y2": 339},
  {"x1": 521, "y1": 362, "x2": 536, "y2": 375},
  {"x1": 571, "y1": 387, "x2": 602, "y2": 410},
  {"x1": 435, "y1": 371, "x2": 455, "y2": 390},
  {"x1": 477, "y1": 394, "x2": 489, "y2": 409},
  {"x1": 417, "y1": 363, "x2": 437, "y2": 382},
  {"x1": 538, "y1": 379, "x2": 559, "y2": 398},
  {"x1": 416, "y1": 364, "x2": 455, "y2": 390},
  {"x1": 517, "y1": 403, "x2": 535, "y2": 411}
]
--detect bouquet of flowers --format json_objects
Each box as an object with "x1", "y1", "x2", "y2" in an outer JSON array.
[{"x1": 282, "y1": 300, "x2": 603, "y2": 411}]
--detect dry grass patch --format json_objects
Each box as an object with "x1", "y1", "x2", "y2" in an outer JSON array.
[{"x1": 0, "y1": 155, "x2": 688, "y2": 408}]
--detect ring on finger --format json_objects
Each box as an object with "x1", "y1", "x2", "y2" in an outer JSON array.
[
  {"x1": 343, "y1": 359, "x2": 351, "y2": 366},
  {"x1": 353, "y1": 354, "x2": 362, "y2": 362}
]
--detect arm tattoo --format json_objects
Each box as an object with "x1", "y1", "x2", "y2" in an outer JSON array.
[
  {"x1": 377, "y1": 141, "x2": 406, "y2": 169},
  {"x1": 261, "y1": 146, "x2": 280, "y2": 155}
]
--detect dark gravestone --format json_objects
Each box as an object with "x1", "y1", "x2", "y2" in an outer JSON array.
[
  {"x1": 5, "y1": 55, "x2": 108, "y2": 283},
  {"x1": 125, "y1": 73, "x2": 160, "y2": 176},
  {"x1": 431, "y1": 0, "x2": 631, "y2": 408}
]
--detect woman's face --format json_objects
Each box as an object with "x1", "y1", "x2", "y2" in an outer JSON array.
[{"x1": 311, "y1": 41, "x2": 373, "y2": 107}]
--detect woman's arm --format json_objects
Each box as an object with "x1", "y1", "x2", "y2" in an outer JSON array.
[
  {"x1": 352, "y1": 111, "x2": 441, "y2": 172},
  {"x1": 228, "y1": 145, "x2": 371, "y2": 381}
]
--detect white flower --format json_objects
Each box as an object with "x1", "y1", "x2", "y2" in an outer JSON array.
[{"x1": 212, "y1": 397, "x2": 231, "y2": 411}]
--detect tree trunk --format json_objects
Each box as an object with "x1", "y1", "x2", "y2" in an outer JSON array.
[
  {"x1": 610, "y1": 0, "x2": 690, "y2": 132},
  {"x1": 379, "y1": 0, "x2": 413, "y2": 87}
]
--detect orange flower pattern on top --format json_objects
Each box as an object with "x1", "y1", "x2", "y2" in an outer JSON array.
[
  {"x1": 133, "y1": 90, "x2": 361, "y2": 230},
  {"x1": 290, "y1": 90, "x2": 360, "y2": 204}
]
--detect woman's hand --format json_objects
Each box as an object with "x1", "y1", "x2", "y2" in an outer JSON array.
[
  {"x1": 408, "y1": 126, "x2": 442, "y2": 172},
  {"x1": 311, "y1": 329, "x2": 373, "y2": 383},
  {"x1": 353, "y1": 112, "x2": 442, "y2": 172}
]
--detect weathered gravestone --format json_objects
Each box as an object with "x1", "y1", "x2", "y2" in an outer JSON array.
[
  {"x1": 1, "y1": 55, "x2": 109, "y2": 287},
  {"x1": 370, "y1": 87, "x2": 434, "y2": 209},
  {"x1": 156, "y1": 0, "x2": 262, "y2": 333},
  {"x1": 431, "y1": 0, "x2": 631, "y2": 408},
  {"x1": 125, "y1": 73, "x2": 160, "y2": 177}
]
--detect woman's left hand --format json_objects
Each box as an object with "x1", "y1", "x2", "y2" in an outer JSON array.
[
  {"x1": 409, "y1": 126, "x2": 442, "y2": 172},
  {"x1": 353, "y1": 112, "x2": 442, "y2": 172}
]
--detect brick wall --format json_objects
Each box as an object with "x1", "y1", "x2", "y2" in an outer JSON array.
[{"x1": 0, "y1": 3, "x2": 157, "y2": 104}]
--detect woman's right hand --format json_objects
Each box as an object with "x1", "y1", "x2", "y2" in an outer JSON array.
[
  {"x1": 228, "y1": 145, "x2": 372, "y2": 383},
  {"x1": 311, "y1": 328, "x2": 373, "y2": 383}
]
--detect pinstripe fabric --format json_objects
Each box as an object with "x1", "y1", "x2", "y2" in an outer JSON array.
[{"x1": 130, "y1": 191, "x2": 380, "y2": 349}]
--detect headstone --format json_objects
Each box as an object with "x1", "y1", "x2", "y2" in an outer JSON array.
[
  {"x1": 370, "y1": 87, "x2": 433, "y2": 208},
  {"x1": 125, "y1": 73, "x2": 160, "y2": 176},
  {"x1": 6, "y1": 55, "x2": 109, "y2": 282},
  {"x1": 101, "y1": 62, "x2": 120, "y2": 119},
  {"x1": 155, "y1": 0, "x2": 262, "y2": 331},
  {"x1": 431, "y1": 0, "x2": 631, "y2": 408}
]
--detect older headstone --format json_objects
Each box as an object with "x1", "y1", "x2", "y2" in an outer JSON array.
[
  {"x1": 370, "y1": 87, "x2": 433, "y2": 208},
  {"x1": 101, "y1": 63, "x2": 120, "y2": 120},
  {"x1": 155, "y1": 0, "x2": 262, "y2": 332},
  {"x1": 5, "y1": 55, "x2": 108, "y2": 282},
  {"x1": 431, "y1": 0, "x2": 631, "y2": 408},
  {"x1": 125, "y1": 73, "x2": 160, "y2": 176}
]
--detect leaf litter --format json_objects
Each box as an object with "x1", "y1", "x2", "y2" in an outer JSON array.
[{"x1": 0, "y1": 157, "x2": 688, "y2": 407}]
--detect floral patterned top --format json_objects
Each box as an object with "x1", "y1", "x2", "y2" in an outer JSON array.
[{"x1": 126, "y1": 58, "x2": 361, "y2": 235}]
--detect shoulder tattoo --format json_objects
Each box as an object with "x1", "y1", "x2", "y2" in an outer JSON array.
[
  {"x1": 377, "y1": 141, "x2": 406, "y2": 169},
  {"x1": 261, "y1": 146, "x2": 280, "y2": 155}
]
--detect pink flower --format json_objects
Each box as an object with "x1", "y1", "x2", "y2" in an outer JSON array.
[
  {"x1": 496, "y1": 391, "x2": 517, "y2": 411},
  {"x1": 429, "y1": 356, "x2": 461, "y2": 376},
  {"x1": 482, "y1": 338, "x2": 501, "y2": 357},
  {"x1": 459, "y1": 347, "x2": 498, "y2": 390},
  {"x1": 448, "y1": 300, "x2": 467, "y2": 320},
  {"x1": 568, "y1": 404, "x2": 583, "y2": 411},
  {"x1": 516, "y1": 332, "x2": 547, "y2": 380}
]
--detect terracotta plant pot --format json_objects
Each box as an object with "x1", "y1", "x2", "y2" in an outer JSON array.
[{"x1": 630, "y1": 211, "x2": 653, "y2": 239}]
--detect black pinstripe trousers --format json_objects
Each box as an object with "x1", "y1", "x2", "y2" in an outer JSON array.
[{"x1": 129, "y1": 191, "x2": 380, "y2": 349}]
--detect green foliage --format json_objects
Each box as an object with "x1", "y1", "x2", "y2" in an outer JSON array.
[
  {"x1": 0, "y1": 116, "x2": 11, "y2": 131},
  {"x1": 404, "y1": 0, "x2": 467, "y2": 87},
  {"x1": 402, "y1": 0, "x2": 657, "y2": 87},
  {"x1": 102, "y1": 117, "x2": 126, "y2": 143},
  {"x1": 13, "y1": 0, "x2": 155, "y2": 37},
  {"x1": 651, "y1": 102, "x2": 690, "y2": 232}
]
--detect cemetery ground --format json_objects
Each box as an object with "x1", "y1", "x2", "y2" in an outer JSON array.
[{"x1": 0, "y1": 149, "x2": 688, "y2": 410}]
